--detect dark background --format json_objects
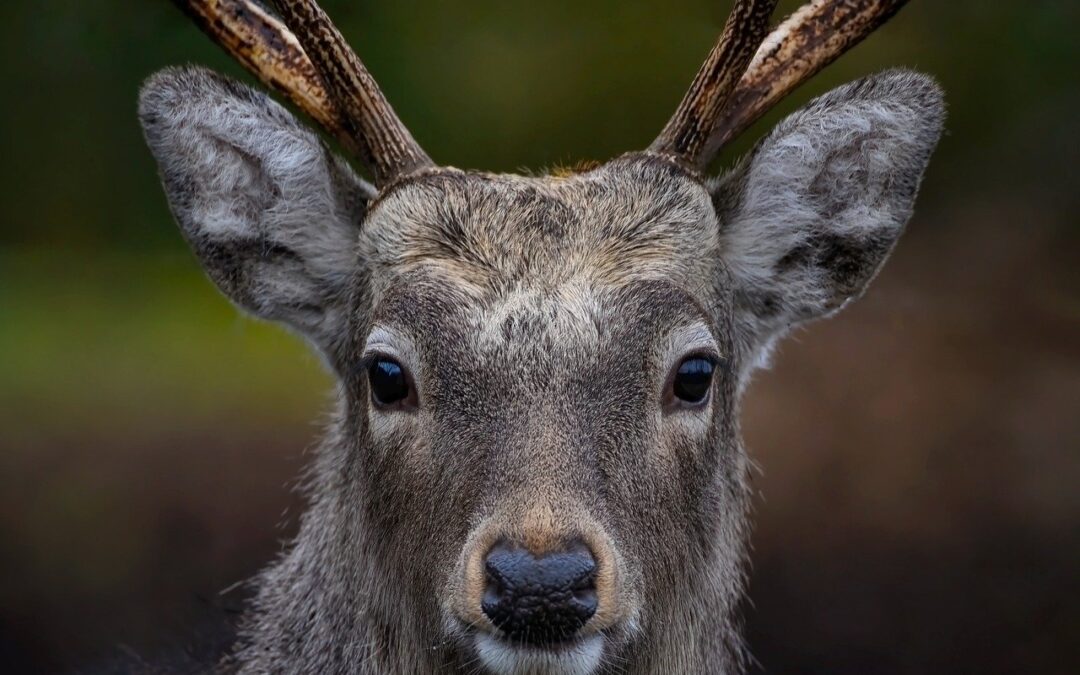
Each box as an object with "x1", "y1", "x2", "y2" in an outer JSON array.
[{"x1": 1, "y1": 1, "x2": 1077, "y2": 672}]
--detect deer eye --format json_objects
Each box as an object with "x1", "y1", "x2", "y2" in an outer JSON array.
[
  {"x1": 669, "y1": 356, "x2": 715, "y2": 407},
  {"x1": 368, "y1": 357, "x2": 414, "y2": 409}
]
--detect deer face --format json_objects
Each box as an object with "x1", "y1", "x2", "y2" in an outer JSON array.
[
  {"x1": 354, "y1": 159, "x2": 742, "y2": 670},
  {"x1": 139, "y1": 1, "x2": 943, "y2": 671}
]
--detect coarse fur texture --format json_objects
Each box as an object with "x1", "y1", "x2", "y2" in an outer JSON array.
[{"x1": 138, "y1": 65, "x2": 943, "y2": 673}]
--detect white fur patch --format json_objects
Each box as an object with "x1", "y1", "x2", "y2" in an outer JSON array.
[{"x1": 474, "y1": 634, "x2": 604, "y2": 675}]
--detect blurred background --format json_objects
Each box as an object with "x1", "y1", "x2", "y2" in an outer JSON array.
[{"x1": 1, "y1": 0, "x2": 1077, "y2": 672}]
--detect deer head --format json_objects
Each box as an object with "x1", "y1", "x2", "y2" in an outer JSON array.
[{"x1": 138, "y1": 1, "x2": 943, "y2": 672}]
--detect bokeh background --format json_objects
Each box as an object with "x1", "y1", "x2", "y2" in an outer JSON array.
[{"x1": 1, "y1": 0, "x2": 1077, "y2": 672}]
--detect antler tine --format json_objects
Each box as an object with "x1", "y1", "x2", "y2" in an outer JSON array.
[
  {"x1": 275, "y1": 0, "x2": 433, "y2": 185},
  {"x1": 650, "y1": 0, "x2": 779, "y2": 169},
  {"x1": 173, "y1": 0, "x2": 431, "y2": 185},
  {"x1": 172, "y1": 0, "x2": 354, "y2": 153},
  {"x1": 709, "y1": 0, "x2": 911, "y2": 154}
]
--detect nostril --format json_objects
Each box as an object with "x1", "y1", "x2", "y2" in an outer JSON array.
[
  {"x1": 480, "y1": 542, "x2": 599, "y2": 645},
  {"x1": 482, "y1": 559, "x2": 508, "y2": 610},
  {"x1": 571, "y1": 585, "x2": 598, "y2": 618}
]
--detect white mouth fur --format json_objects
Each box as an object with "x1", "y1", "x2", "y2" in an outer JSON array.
[{"x1": 474, "y1": 633, "x2": 604, "y2": 675}]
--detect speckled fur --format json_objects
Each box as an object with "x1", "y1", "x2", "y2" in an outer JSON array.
[{"x1": 138, "y1": 66, "x2": 943, "y2": 674}]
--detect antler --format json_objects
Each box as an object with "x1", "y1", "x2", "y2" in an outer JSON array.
[
  {"x1": 171, "y1": 0, "x2": 431, "y2": 186},
  {"x1": 711, "y1": 0, "x2": 910, "y2": 153},
  {"x1": 173, "y1": 0, "x2": 908, "y2": 180},
  {"x1": 650, "y1": 0, "x2": 778, "y2": 167},
  {"x1": 274, "y1": 0, "x2": 432, "y2": 184},
  {"x1": 652, "y1": 0, "x2": 911, "y2": 170}
]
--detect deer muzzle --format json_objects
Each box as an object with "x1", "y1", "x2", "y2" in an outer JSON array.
[{"x1": 445, "y1": 504, "x2": 635, "y2": 673}]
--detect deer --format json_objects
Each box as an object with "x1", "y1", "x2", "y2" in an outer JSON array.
[{"x1": 137, "y1": 0, "x2": 943, "y2": 672}]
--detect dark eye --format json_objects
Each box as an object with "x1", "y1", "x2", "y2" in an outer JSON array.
[
  {"x1": 368, "y1": 357, "x2": 413, "y2": 408},
  {"x1": 670, "y1": 356, "x2": 715, "y2": 406}
]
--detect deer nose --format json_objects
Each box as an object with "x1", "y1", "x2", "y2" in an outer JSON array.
[{"x1": 480, "y1": 541, "x2": 598, "y2": 645}]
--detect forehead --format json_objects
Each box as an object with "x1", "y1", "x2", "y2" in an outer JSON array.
[
  {"x1": 357, "y1": 156, "x2": 725, "y2": 359},
  {"x1": 361, "y1": 155, "x2": 718, "y2": 300}
]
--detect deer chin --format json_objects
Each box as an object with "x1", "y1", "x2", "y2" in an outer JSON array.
[{"x1": 473, "y1": 633, "x2": 605, "y2": 675}]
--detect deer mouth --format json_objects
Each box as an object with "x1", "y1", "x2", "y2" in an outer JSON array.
[{"x1": 472, "y1": 631, "x2": 605, "y2": 675}]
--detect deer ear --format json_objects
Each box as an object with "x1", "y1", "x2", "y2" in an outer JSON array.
[
  {"x1": 138, "y1": 66, "x2": 375, "y2": 359},
  {"x1": 711, "y1": 69, "x2": 944, "y2": 361}
]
